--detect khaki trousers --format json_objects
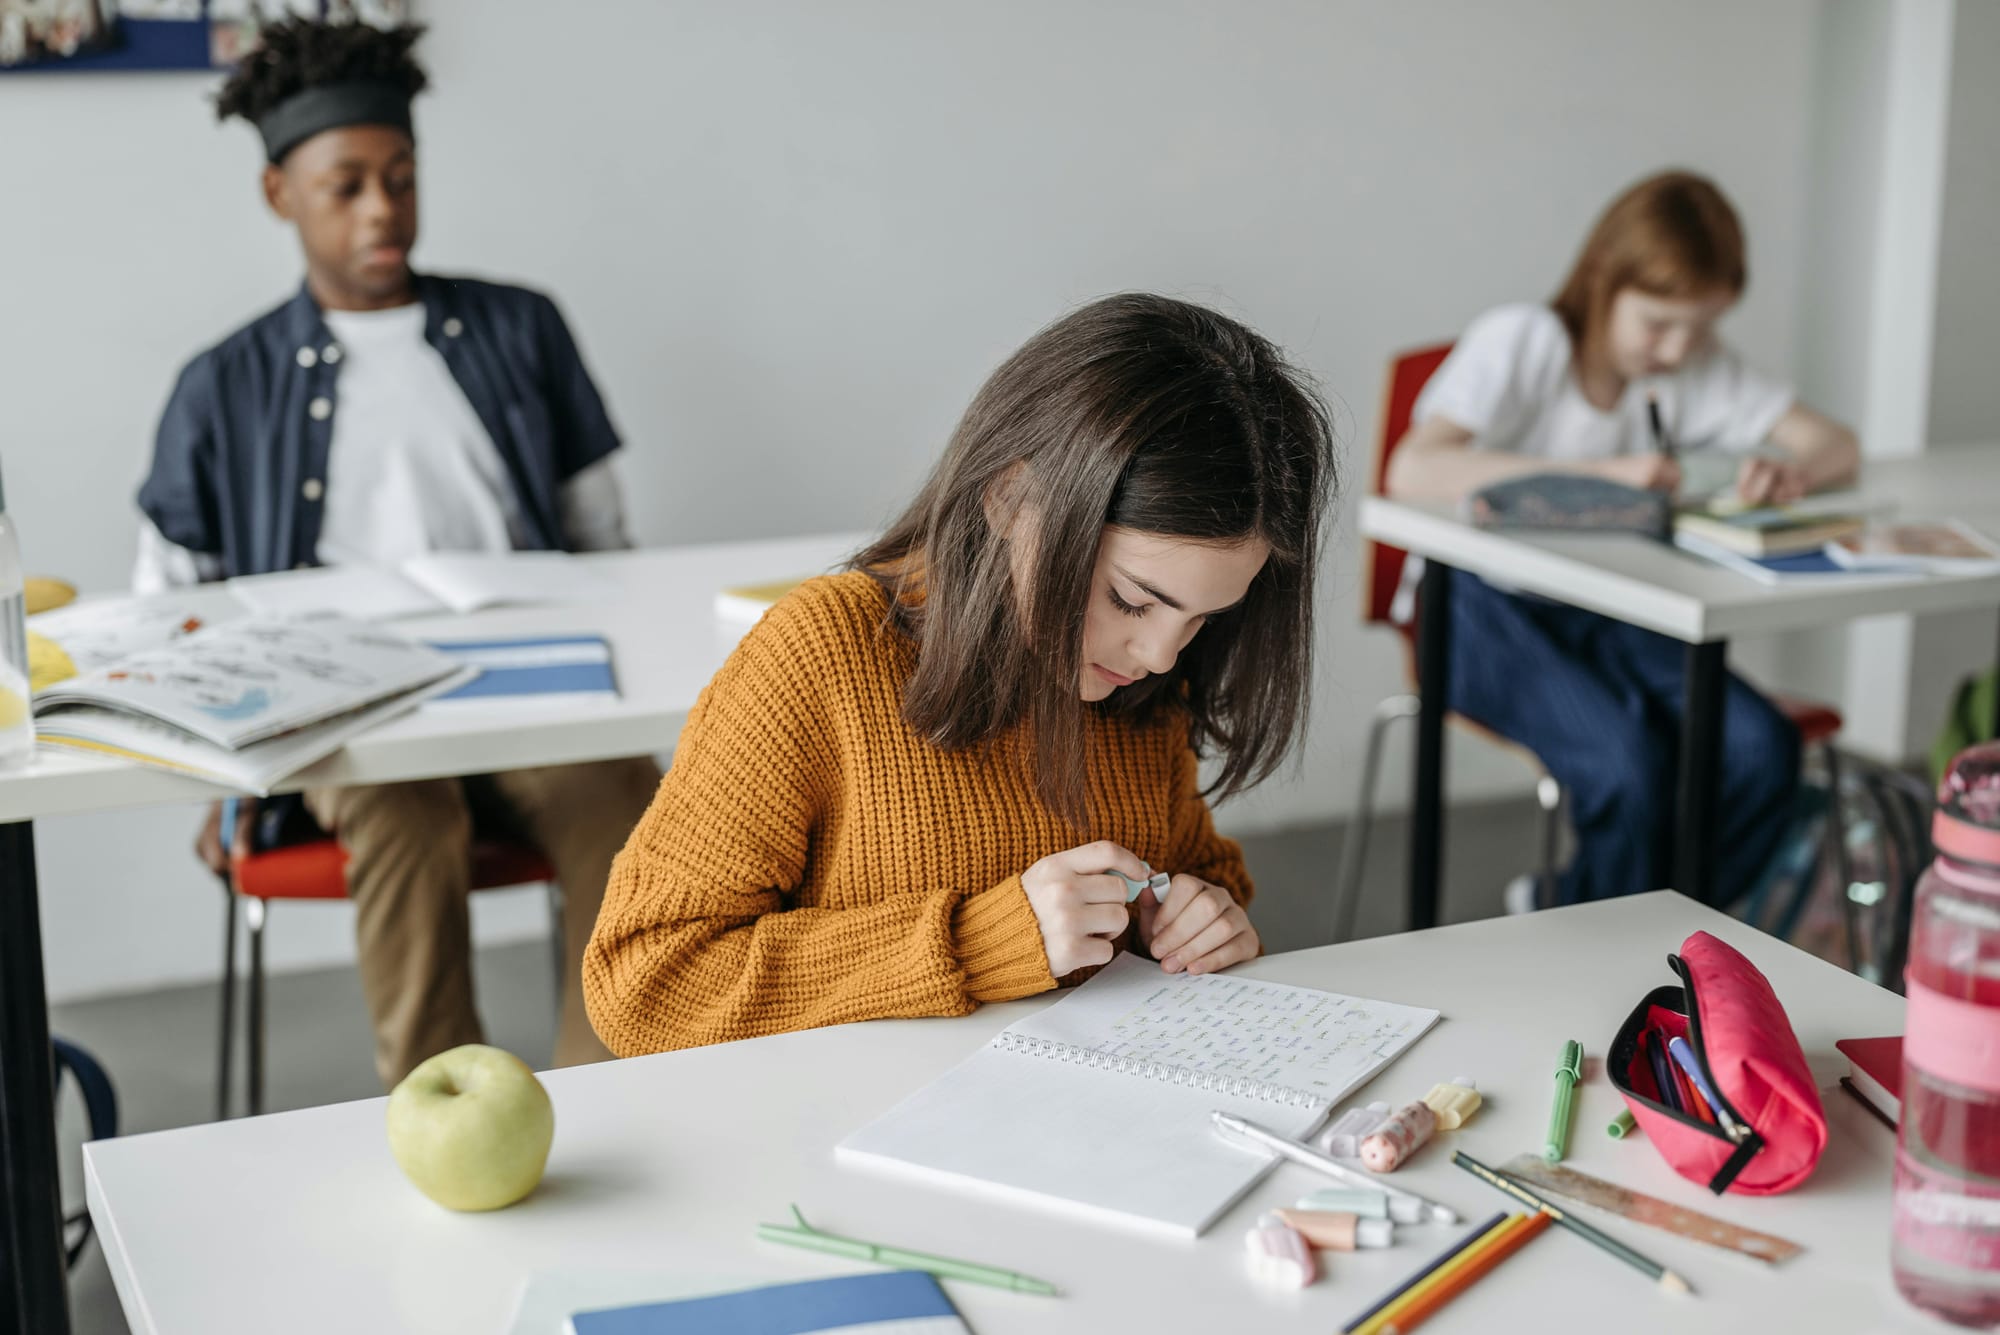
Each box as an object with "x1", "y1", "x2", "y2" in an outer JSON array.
[{"x1": 303, "y1": 756, "x2": 661, "y2": 1088}]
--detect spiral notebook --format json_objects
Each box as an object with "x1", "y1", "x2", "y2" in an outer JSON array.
[{"x1": 837, "y1": 954, "x2": 1438, "y2": 1238}]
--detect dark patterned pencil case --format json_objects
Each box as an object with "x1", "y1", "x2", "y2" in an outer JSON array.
[{"x1": 1465, "y1": 474, "x2": 1670, "y2": 539}]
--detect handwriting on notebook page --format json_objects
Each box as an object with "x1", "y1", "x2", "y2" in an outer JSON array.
[{"x1": 1086, "y1": 975, "x2": 1432, "y2": 1097}]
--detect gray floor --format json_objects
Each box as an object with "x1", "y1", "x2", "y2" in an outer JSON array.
[{"x1": 51, "y1": 799, "x2": 1546, "y2": 1335}]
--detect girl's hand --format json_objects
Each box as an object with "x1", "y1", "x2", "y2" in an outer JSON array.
[
  {"x1": 1145, "y1": 874, "x2": 1258, "y2": 976},
  {"x1": 1735, "y1": 455, "x2": 1810, "y2": 507},
  {"x1": 1020, "y1": 841, "x2": 1148, "y2": 977}
]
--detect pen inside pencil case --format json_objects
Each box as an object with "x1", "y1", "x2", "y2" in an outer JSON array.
[{"x1": 1611, "y1": 992, "x2": 1747, "y2": 1147}]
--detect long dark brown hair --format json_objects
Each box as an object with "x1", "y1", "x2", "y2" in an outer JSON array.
[
  {"x1": 1551, "y1": 170, "x2": 1748, "y2": 365},
  {"x1": 853, "y1": 293, "x2": 1336, "y2": 825}
]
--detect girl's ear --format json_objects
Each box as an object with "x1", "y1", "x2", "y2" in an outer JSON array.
[{"x1": 982, "y1": 460, "x2": 1031, "y2": 538}]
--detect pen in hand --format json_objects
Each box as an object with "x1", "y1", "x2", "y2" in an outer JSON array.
[{"x1": 1646, "y1": 391, "x2": 1676, "y2": 462}]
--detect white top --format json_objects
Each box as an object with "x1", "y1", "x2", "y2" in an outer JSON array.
[
  {"x1": 132, "y1": 302, "x2": 629, "y2": 593},
  {"x1": 1414, "y1": 303, "x2": 1794, "y2": 460},
  {"x1": 315, "y1": 303, "x2": 524, "y2": 564},
  {"x1": 82, "y1": 891, "x2": 1912, "y2": 1335}
]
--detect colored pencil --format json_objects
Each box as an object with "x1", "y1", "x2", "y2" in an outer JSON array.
[
  {"x1": 1453, "y1": 1151, "x2": 1693, "y2": 1294},
  {"x1": 1353, "y1": 1215, "x2": 1525, "y2": 1335},
  {"x1": 1377, "y1": 1211, "x2": 1554, "y2": 1335},
  {"x1": 1674, "y1": 1056, "x2": 1715, "y2": 1125},
  {"x1": 1340, "y1": 1212, "x2": 1510, "y2": 1334}
]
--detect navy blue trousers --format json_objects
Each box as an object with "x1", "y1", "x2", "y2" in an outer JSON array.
[{"x1": 1444, "y1": 574, "x2": 1801, "y2": 906}]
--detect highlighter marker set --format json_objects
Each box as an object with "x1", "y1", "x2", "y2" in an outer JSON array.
[
  {"x1": 1230, "y1": 1040, "x2": 1699, "y2": 1333},
  {"x1": 1233, "y1": 1076, "x2": 1485, "y2": 1294}
]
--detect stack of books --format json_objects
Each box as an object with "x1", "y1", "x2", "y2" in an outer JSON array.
[{"x1": 1671, "y1": 502, "x2": 1872, "y2": 584}]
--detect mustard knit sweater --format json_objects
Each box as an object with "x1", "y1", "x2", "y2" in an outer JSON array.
[{"x1": 584, "y1": 570, "x2": 1253, "y2": 1056}]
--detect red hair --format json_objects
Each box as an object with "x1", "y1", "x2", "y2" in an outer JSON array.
[{"x1": 1552, "y1": 171, "x2": 1747, "y2": 361}]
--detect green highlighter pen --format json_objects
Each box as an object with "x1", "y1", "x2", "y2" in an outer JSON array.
[
  {"x1": 758, "y1": 1205, "x2": 1060, "y2": 1296},
  {"x1": 1544, "y1": 1039, "x2": 1582, "y2": 1162}
]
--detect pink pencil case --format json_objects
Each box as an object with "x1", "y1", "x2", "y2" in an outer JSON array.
[{"x1": 1607, "y1": 931, "x2": 1827, "y2": 1195}]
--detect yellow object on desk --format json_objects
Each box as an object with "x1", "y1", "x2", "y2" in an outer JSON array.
[
  {"x1": 27, "y1": 632, "x2": 75, "y2": 693},
  {"x1": 1421, "y1": 1076, "x2": 1482, "y2": 1129},
  {"x1": 23, "y1": 578, "x2": 79, "y2": 693},
  {"x1": 25, "y1": 577, "x2": 75, "y2": 616}
]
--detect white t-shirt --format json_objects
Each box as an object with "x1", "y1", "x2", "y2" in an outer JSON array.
[
  {"x1": 133, "y1": 303, "x2": 628, "y2": 593},
  {"x1": 314, "y1": 303, "x2": 522, "y2": 566},
  {"x1": 1413, "y1": 302, "x2": 1794, "y2": 460}
]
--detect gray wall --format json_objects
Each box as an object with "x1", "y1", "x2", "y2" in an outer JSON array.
[{"x1": 1, "y1": 0, "x2": 1821, "y2": 1000}]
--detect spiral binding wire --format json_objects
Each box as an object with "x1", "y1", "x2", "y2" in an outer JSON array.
[{"x1": 992, "y1": 1031, "x2": 1319, "y2": 1109}]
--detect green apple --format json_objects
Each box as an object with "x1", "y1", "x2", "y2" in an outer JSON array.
[{"x1": 385, "y1": 1044, "x2": 554, "y2": 1211}]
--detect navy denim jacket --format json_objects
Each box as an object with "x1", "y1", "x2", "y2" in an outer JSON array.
[{"x1": 138, "y1": 274, "x2": 621, "y2": 577}]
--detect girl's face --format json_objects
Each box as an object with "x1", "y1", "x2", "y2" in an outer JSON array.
[
  {"x1": 1603, "y1": 287, "x2": 1737, "y2": 381},
  {"x1": 1079, "y1": 526, "x2": 1269, "y2": 702}
]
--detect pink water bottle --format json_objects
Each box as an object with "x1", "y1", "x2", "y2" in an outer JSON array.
[{"x1": 1892, "y1": 742, "x2": 2000, "y2": 1326}]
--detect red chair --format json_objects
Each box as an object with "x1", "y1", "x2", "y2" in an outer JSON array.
[
  {"x1": 213, "y1": 797, "x2": 562, "y2": 1117},
  {"x1": 1327, "y1": 344, "x2": 1851, "y2": 941}
]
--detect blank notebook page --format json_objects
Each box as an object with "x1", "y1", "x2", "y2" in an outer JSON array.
[{"x1": 837, "y1": 954, "x2": 1438, "y2": 1238}]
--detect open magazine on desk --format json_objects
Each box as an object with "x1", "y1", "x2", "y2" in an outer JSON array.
[{"x1": 29, "y1": 607, "x2": 471, "y2": 793}]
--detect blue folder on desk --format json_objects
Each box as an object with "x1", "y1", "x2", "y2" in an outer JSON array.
[
  {"x1": 566, "y1": 1271, "x2": 966, "y2": 1335},
  {"x1": 1673, "y1": 532, "x2": 1882, "y2": 586},
  {"x1": 427, "y1": 635, "x2": 618, "y2": 705}
]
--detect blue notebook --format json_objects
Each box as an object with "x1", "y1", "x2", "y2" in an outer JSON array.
[
  {"x1": 1673, "y1": 531, "x2": 1886, "y2": 586},
  {"x1": 565, "y1": 1271, "x2": 966, "y2": 1335},
  {"x1": 427, "y1": 635, "x2": 618, "y2": 706}
]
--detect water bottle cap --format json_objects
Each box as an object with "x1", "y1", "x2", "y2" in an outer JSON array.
[{"x1": 1933, "y1": 808, "x2": 2000, "y2": 868}]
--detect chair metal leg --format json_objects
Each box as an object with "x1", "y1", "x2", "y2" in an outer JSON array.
[
  {"x1": 544, "y1": 876, "x2": 566, "y2": 1003},
  {"x1": 1821, "y1": 743, "x2": 1863, "y2": 976},
  {"x1": 1331, "y1": 695, "x2": 1421, "y2": 943},
  {"x1": 216, "y1": 884, "x2": 239, "y2": 1121},
  {"x1": 1536, "y1": 775, "x2": 1565, "y2": 909},
  {"x1": 246, "y1": 898, "x2": 267, "y2": 1118}
]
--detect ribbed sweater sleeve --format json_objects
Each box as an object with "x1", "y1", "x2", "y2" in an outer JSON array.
[{"x1": 583, "y1": 583, "x2": 1054, "y2": 1055}]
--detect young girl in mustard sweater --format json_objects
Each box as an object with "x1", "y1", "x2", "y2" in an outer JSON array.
[{"x1": 585, "y1": 294, "x2": 1335, "y2": 1054}]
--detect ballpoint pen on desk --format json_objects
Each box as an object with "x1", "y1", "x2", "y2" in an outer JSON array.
[
  {"x1": 1212, "y1": 1111, "x2": 1460, "y2": 1224},
  {"x1": 1545, "y1": 1039, "x2": 1582, "y2": 1163},
  {"x1": 1452, "y1": 1152, "x2": 1692, "y2": 1295},
  {"x1": 757, "y1": 1205, "x2": 1059, "y2": 1296}
]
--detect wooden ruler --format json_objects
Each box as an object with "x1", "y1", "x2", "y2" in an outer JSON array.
[{"x1": 1499, "y1": 1155, "x2": 1804, "y2": 1265}]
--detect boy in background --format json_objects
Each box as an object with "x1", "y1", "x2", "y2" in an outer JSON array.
[{"x1": 135, "y1": 18, "x2": 658, "y2": 1085}]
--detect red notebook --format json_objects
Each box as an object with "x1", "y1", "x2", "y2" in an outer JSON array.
[{"x1": 1836, "y1": 1036, "x2": 1903, "y2": 1124}]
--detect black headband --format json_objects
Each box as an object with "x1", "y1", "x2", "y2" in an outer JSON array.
[{"x1": 257, "y1": 81, "x2": 413, "y2": 164}]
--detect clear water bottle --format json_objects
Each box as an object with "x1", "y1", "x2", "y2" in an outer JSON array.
[
  {"x1": 1892, "y1": 741, "x2": 2000, "y2": 1326},
  {"x1": 0, "y1": 461, "x2": 31, "y2": 771}
]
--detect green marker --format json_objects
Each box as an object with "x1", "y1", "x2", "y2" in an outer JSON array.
[
  {"x1": 1608, "y1": 1109, "x2": 1638, "y2": 1139},
  {"x1": 1545, "y1": 1039, "x2": 1583, "y2": 1162},
  {"x1": 758, "y1": 1205, "x2": 1059, "y2": 1296}
]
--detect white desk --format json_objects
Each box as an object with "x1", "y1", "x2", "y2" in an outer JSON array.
[
  {"x1": 1360, "y1": 450, "x2": 2000, "y2": 923},
  {"x1": 0, "y1": 534, "x2": 865, "y2": 1335},
  {"x1": 85, "y1": 893, "x2": 1927, "y2": 1335}
]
